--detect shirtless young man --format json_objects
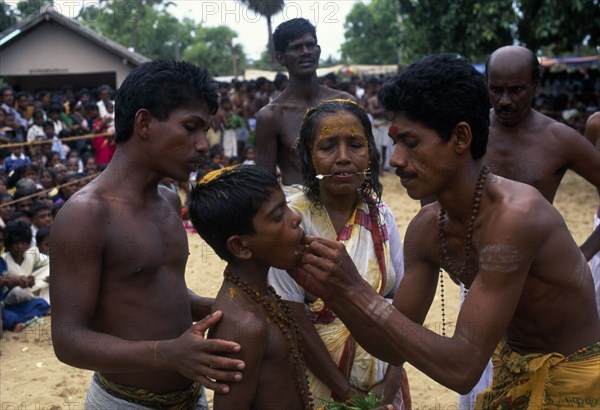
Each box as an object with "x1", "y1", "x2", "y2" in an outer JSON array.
[
  {"x1": 255, "y1": 18, "x2": 353, "y2": 188},
  {"x1": 291, "y1": 54, "x2": 600, "y2": 408},
  {"x1": 50, "y1": 60, "x2": 244, "y2": 409}
]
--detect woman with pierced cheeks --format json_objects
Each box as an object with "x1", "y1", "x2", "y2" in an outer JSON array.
[{"x1": 269, "y1": 99, "x2": 410, "y2": 408}]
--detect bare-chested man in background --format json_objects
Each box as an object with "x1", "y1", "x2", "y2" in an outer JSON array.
[
  {"x1": 255, "y1": 18, "x2": 353, "y2": 189},
  {"x1": 484, "y1": 45, "x2": 600, "y2": 251}
]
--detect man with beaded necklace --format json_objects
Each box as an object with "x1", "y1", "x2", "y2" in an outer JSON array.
[{"x1": 290, "y1": 54, "x2": 600, "y2": 408}]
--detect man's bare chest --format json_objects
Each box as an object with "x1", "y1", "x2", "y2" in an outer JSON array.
[
  {"x1": 102, "y1": 209, "x2": 188, "y2": 273},
  {"x1": 485, "y1": 136, "x2": 565, "y2": 188}
]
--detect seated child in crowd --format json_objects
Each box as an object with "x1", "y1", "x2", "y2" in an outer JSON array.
[
  {"x1": 0, "y1": 226, "x2": 50, "y2": 333},
  {"x1": 188, "y1": 164, "x2": 313, "y2": 410},
  {"x1": 1, "y1": 220, "x2": 50, "y2": 302},
  {"x1": 0, "y1": 255, "x2": 50, "y2": 333}
]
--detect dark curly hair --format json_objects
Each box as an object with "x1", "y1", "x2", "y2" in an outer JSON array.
[
  {"x1": 115, "y1": 60, "x2": 219, "y2": 143},
  {"x1": 273, "y1": 18, "x2": 317, "y2": 53},
  {"x1": 379, "y1": 53, "x2": 490, "y2": 160},
  {"x1": 188, "y1": 165, "x2": 281, "y2": 261}
]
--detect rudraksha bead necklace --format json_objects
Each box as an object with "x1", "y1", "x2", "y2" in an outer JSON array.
[
  {"x1": 438, "y1": 166, "x2": 489, "y2": 336},
  {"x1": 224, "y1": 268, "x2": 314, "y2": 409}
]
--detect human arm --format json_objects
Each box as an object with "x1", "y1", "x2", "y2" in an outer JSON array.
[
  {"x1": 2, "y1": 253, "x2": 37, "y2": 288},
  {"x1": 255, "y1": 106, "x2": 278, "y2": 174},
  {"x1": 287, "y1": 301, "x2": 358, "y2": 401},
  {"x1": 269, "y1": 267, "x2": 358, "y2": 400},
  {"x1": 0, "y1": 274, "x2": 34, "y2": 289},
  {"x1": 50, "y1": 197, "x2": 244, "y2": 393},
  {"x1": 366, "y1": 210, "x2": 408, "y2": 403},
  {"x1": 30, "y1": 246, "x2": 49, "y2": 270},
  {"x1": 384, "y1": 206, "x2": 404, "y2": 297},
  {"x1": 27, "y1": 247, "x2": 50, "y2": 291},
  {"x1": 212, "y1": 313, "x2": 267, "y2": 409},
  {"x1": 220, "y1": 110, "x2": 231, "y2": 129},
  {"x1": 189, "y1": 289, "x2": 214, "y2": 322},
  {"x1": 91, "y1": 117, "x2": 111, "y2": 134},
  {"x1": 581, "y1": 226, "x2": 600, "y2": 261},
  {"x1": 292, "y1": 202, "x2": 539, "y2": 393},
  {"x1": 557, "y1": 123, "x2": 600, "y2": 258},
  {"x1": 368, "y1": 364, "x2": 403, "y2": 405},
  {"x1": 580, "y1": 112, "x2": 600, "y2": 260}
]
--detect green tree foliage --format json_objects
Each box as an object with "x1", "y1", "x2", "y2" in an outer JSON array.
[
  {"x1": 81, "y1": 0, "x2": 165, "y2": 51},
  {"x1": 75, "y1": 1, "x2": 247, "y2": 74},
  {"x1": 0, "y1": 2, "x2": 18, "y2": 31},
  {"x1": 183, "y1": 25, "x2": 247, "y2": 77},
  {"x1": 394, "y1": 0, "x2": 599, "y2": 62},
  {"x1": 238, "y1": 0, "x2": 285, "y2": 69},
  {"x1": 517, "y1": 0, "x2": 600, "y2": 54},
  {"x1": 15, "y1": 0, "x2": 53, "y2": 18},
  {"x1": 397, "y1": 0, "x2": 515, "y2": 63},
  {"x1": 341, "y1": 0, "x2": 400, "y2": 65},
  {"x1": 80, "y1": 0, "x2": 181, "y2": 58},
  {"x1": 0, "y1": 0, "x2": 54, "y2": 30}
]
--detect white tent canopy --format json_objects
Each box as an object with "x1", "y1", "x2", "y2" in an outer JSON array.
[{"x1": 215, "y1": 64, "x2": 400, "y2": 82}]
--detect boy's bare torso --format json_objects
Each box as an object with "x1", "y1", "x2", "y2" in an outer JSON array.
[{"x1": 211, "y1": 282, "x2": 308, "y2": 409}]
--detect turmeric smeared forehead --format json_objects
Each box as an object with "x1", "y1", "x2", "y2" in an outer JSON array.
[{"x1": 314, "y1": 111, "x2": 367, "y2": 141}]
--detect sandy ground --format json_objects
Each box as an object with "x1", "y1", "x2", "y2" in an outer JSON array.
[{"x1": 1, "y1": 170, "x2": 597, "y2": 409}]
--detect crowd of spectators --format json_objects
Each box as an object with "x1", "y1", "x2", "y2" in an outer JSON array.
[
  {"x1": 0, "y1": 83, "x2": 115, "y2": 333},
  {"x1": 536, "y1": 66, "x2": 600, "y2": 133}
]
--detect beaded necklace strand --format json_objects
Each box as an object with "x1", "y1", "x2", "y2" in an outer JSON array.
[
  {"x1": 223, "y1": 268, "x2": 314, "y2": 409},
  {"x1": 438, "y1": 166, "x2": 489, "y2": 336}
]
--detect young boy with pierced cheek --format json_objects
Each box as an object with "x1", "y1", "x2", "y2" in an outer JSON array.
[{"x1": 188, "y1": 165, "x2": 314, "y2": 410}]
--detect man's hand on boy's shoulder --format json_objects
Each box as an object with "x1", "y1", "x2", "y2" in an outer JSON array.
[{"x1": 155, "y1": 310, "x2": 245, "y2": 394}]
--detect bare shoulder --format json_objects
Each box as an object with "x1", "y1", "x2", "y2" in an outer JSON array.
[
  {"x1": 256, "y1": 102, "x2": 286, "y2": 135},
  {"x1": 584, "y1": 111, "x2": 600, "y2": 145},
  {"x1": 408, "y1": 201, "x2": 441, "y2": 233},
  {"x1": 404, "y1": 202, "x2": 440, "y2": 262},
  {"x1": 484, "y1": 176, "x2": 557, "y2": 238},
  {"x1": 321, "y1": 87, "x2": 355, "y2": 102},
  {"x1": 256, "y1": 101, "x2": 280, "y2": 120},
  {"x1": 212, "y1": 292, "x2": 269, "y2": 344},
  {"x1": 158, "y1": 184, "x2": 182, "y2": 210},
  {"x1": 52, "y1": 180, "x2": 110, "y2": 232},
  {"x1": 536, "y1": 110, "x2": 583, "y2": 139}
]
